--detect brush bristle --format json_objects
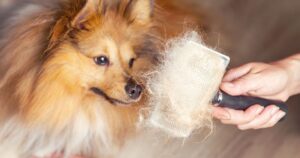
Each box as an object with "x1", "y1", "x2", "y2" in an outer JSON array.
[{"x1": 144, "y1": 31, "x2": 229, "y2": 137}]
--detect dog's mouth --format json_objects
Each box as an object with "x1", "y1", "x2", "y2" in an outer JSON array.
[{"x1": 90, "y1": 87, "x2": 133, "y2": 106}]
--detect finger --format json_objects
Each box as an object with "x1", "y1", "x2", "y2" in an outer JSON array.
[
  {"x1": 221, "y1": 73, "x2": 261, "y2": 96},
  {"x1": 238, "y1": 105, "x2": 279, "y2": 130},
  {"x1": 247, "y1": 91, "x2": 289, "y2": 102},
  {"x1": 221, "y1": 105, "x2": 264, "y2": 125},
  {"x1": 260, "y1": 111, "x2": 286, "y2": 129},
  {"x1": 212, "y1": 106, "x2": 231, "y2": 120},
  {"x1": 222, "y1": 63, "x2": 254, "y2": 82}
]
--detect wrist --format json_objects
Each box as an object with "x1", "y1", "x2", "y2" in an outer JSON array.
[{"x1": 274, "y1": 54, "x2": 300, "y2": 97}]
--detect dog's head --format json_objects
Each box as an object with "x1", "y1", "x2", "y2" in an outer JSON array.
[
  {"x1": 55, "y1": 0, "x2": 155, "y2": 102},
  {"x1": 23, "y1": 0, "x2": 158, "y2": 129},
  {"x1": 57, "y1": 0, "x2": 155, "y2": 105}
]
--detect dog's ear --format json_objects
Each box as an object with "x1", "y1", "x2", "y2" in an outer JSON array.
[
  {"x1": 71, "y1": 0, "x2": 99, "y2": 29},
  {"x1": 125, "y1": 0, "x2": 154, "y2": 25}
]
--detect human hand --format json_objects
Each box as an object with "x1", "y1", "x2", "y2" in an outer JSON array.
[
  {"x1": 212, "y1": 61, "x2": 291, "y2": 130},
  {"x1": 222, "y1": 62, "x2": 292, "y2": 101}
]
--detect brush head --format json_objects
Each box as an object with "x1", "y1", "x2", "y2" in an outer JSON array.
[{"x1": 145, "y1": 32, "x2": 230, "y2": 137}]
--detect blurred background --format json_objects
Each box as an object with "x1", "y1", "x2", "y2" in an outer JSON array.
[{"x1": 1, "y1": 0, "x2": 300, "y2": 157}]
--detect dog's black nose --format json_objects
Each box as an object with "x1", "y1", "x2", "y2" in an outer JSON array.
[{"x1": 125, "y1": 79, "x2": 142, "y2": 100}]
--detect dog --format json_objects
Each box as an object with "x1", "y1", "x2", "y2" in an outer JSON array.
[{"x1": 0, "y1": 0, "x2": 159, "y2": 157}]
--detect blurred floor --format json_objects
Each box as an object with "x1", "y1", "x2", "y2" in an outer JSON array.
[
  {"x1": 1, "y1": 0, "x2": 300, "y2": 158},
  {"x1": 170, "y1": 0, "x2": 300, "y2": 66}
]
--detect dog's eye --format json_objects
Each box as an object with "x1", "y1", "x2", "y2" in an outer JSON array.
[
  {"x1": 94, "y1": 56, "x2": 109, "y2": 66},
  {"x1": 129, "y1": 58, "x2": 135, "y2": 68}
]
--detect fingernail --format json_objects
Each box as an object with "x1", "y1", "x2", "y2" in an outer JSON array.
[
  {"x1": 276, "y1": 111, "x2": 286, "y2": 119},
  {"x1": 271, "y1": 107, "x2": 280, "y2": 115}
]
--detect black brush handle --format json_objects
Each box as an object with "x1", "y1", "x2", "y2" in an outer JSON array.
[{"x1": 213, "y1": 91, "x2": 288, "y2": 116}]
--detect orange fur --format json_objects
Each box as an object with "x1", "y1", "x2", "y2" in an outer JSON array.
[{"x1": 0, "y1": 0, "x2": 159, "y2": 157}]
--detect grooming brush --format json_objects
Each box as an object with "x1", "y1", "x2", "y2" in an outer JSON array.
[{"x1": 146, "y1": 32, "x2": 288, "y2": 137}]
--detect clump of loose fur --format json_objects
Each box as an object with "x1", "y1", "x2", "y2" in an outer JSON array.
[{"x1": 144, "y1": 32, "x2": 228, "y2": 137}]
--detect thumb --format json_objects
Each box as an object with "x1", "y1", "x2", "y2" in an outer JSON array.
[
  {"x1": 222, "y1": 63, "x2": 254, "y2": 82},
  {"x1": 221, "y1": 73, "x2": 260, "y2": 96}
]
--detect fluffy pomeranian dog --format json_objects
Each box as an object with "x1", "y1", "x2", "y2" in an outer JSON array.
[{"x1": 0, "y1": 0, "x2": 159, "y2": 157}]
